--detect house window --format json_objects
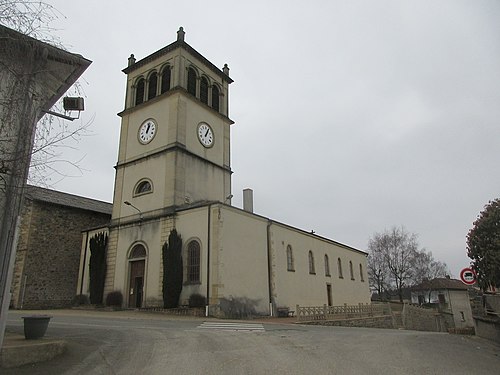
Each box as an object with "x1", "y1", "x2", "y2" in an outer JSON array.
[
  {"x1": 324, "y1": 254, "x2": 330, "y2": 276},
  {"x1": 135, "y1": 78, "x2": 145, "y2": 105},
  {"x1": 134, "y1": 180, "x2": 152, "y2": 196},
  {"x1": 337, "y1": 258, "x2": 343, "y2": 279},
  {"x1": 349, "y1": 261, "x2": 355, "y2": 280},
  {"x1": 160, "y1": 66, "x2": 171, "y2": 94},
  {"x1": 187, "y1": 67, "x2": 197, "y2": 96},
  {"x1": 211, "y1": 85, "x2": 220, "y2": 111},
  {"x1": 147, "y1": 72, "x2": 158, "y2": 100},
  {"x1": 359, "y1": 263, "x2": 364, "y2": 282},
  {"x1": 200, "y1": 77, "x2": 209, "y2": 104},
  {"x1": 286, "y1": 245, "x2": 294, "y2": 271},
  {"x1": 187, "y1": 240, "x2": 201, "y2": 283},
  {"x1": 308, "y1": 251, "x2": 315, "y2": 274}
]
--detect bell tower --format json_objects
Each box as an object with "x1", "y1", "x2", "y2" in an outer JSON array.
[{"x1": 111, "y1": 27, "x2": 234, "y2": 222}]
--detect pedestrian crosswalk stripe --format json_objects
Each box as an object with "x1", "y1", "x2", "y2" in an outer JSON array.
[{"x1": 197, "y1": 322, "x2": 265, "y2": 332}]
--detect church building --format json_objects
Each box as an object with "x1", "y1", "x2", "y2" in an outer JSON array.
[{"x1": 77, "y1": 28, "x2": 370, "y2": 317}]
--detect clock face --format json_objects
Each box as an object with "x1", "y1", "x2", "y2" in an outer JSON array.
[
  {"x1": 138, "y1": 119, "x2": 156, "y2": 144},
  {"x1": 197, "y1": 122, "x2": 214, "y2": 147}
]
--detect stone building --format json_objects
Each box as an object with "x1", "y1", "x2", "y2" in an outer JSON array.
[
  {"x1": 10, "y1": 185, "x2": 111, "y2": 309},
  {"x1": 77, "y1": 28, "x2": 371, "y2": 317}
]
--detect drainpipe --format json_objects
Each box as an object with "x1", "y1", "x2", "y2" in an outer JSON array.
[
  {"x1": 205, "y1": 204, "x2": 211, "y2": 317},
  {"x1": 266, "y1": 220, "x2": 273, "y2": 316}
]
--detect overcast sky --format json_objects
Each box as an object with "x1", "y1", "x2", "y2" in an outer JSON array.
[{"x1": 42, "y1": 0, "x2": 500, "y2": 277}]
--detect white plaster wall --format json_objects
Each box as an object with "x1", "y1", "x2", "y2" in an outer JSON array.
[
  {"x1": 449, "y1": 289, "x2": 474, "y2": 328},
  {"x1": 270, "y1": 223, "x2": 371, "y2": 309},
  {"x1": 175, "y1": 207, "x2": 209, "y2": 305},
  {"x1": 212, "y1": 206, "x2": 270, "y2": 314}
]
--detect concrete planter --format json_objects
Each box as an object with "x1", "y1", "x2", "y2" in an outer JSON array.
[{"x1": 22, "y1": 315, "x2": 52, "y2": 339}]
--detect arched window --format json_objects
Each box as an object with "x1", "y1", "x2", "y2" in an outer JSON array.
[
  {"x1": 200, "y1": 77, "x2": 209, "y2": 104},
  {"x1": 338, "y1": 258, "x2": 343, "y2": 279},
  {"x1": 160, "y1": 66, "x2": 171, "y2": 94},
  {"x1": 134, "y1": 180, "x2": 152, "y2": 196},
  {"x1": 359, "y1": 263, "x2": 365, "y2": 282},
  {"x1": 129, "y1": 244, "x2": 147, "y2": 259},
  {"x1": 211, "y1": 85, "x2": 220, "y2": 111},
  {"x1": 187, "y1": 240, "x2": 201, "y2": 283},
  {"x1": 349, "y1": 261, "x2": 355, "y2": 280},
  {"x1": 286, "y1": 245, "x2": 294, "y2": 271},
  {"x1": 324, "y1": 254, "x2": 330, "y2": 276},
  {"x1": 187, "y1": 67, "x2": 197, "y2": 96},
  {"x1": 147, "y1": 72, "x2": 158, "y2": 100},
  {"x1": 135, "y1": 78, "x2": 145, "y2": 105},
  {"x1": 308, "y1": 251, "x2": 315, "y2": 274}
]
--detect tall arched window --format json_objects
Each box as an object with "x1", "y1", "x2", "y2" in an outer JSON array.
[
  {"x1": 200, "y1": 77, "x2": 209, "y2": 104},
  {"x1": 324, "y1": 254, "x2": 330, "y2": 276},
  {"x1": 187, "y1": 67, "x2": 197, "y2": 96},
  {"x1": 359, "y1": 263, "x2": 365, "y2": 282},
  {"x1": 349, "y1": 261, "x2": 355, "y2": 280},
  {"x1": 147, "y1": 72, "x2": 158, "y2": 100},
  {"x1": 308, "y1": 251, "x2": 315, "y2": 274},
  {"x1": 286, "y1": 245, "x2": 294, "y2": 271},
  {"x1": 160, "y1": 66, "x2": 171, "y2": 94},
  {"x1": 187, "y1": 240, "x2": 201, "y2": 283},
  {"x1": 135, "y1": 78, "x2": 145, "y2": 105},
  {"x1": 129, "y1": 244, "x2": 147, "y2": 259},
  {"x1": 337, "y1": 258, "x2": 343, "y2": 279},
  {"x1": 211, "y1": 85, "x2": 220, "y2": 111}
]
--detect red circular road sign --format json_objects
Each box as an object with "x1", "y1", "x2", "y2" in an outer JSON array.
[{"x1": 460, "y1": 268, "x2": 476, "y2": 285}]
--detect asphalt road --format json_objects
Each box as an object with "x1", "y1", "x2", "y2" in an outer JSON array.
[{"x1": 5, "y1": 309, "x2": 500, "y2": 374}]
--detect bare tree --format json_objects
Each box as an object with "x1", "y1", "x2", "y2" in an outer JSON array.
[
  {"x1": 0, "y1": 0, "x2": 91, "y2": 187},
  {"x1": 367, "y1": 235, "x2": 389, "y2": 299},
  {"x1": 367, "y1": 227, "x2": 450, "y2": 303},
  {"x1": 412, "y1": 250, "x2": 449, "y2": 285}
]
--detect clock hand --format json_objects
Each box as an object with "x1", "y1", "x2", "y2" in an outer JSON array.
[
  {"x1": 205, "y1": 129, "x2": 209, "y2": 137},
  {"x1": 146, "y1": 124, "x2": 151, "y2": 133}
]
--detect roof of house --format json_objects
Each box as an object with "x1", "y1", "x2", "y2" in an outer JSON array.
[
  {"x1": 412, "y1": 278, "x2": 469, "y2": 291},
  {"x1": 25, "y1": 185, "x2": 112, "y2": 215}
]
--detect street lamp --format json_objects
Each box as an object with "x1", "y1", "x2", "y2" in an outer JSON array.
[{"x1": 124, "y1": 201, "x2": 143, "y2": 221}]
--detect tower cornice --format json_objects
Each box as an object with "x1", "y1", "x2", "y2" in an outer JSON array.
[{"x1": 122, "y1": 39, "x2": 233, "y2": 84}]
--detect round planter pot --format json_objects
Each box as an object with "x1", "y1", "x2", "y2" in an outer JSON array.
[{"x1": 22, "y1": 315, "x2": 52, "y2": 339}]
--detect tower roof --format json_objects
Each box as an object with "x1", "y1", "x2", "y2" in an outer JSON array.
[{"x1": 122, "y1": 27, "x2": 233, "y2": 84}]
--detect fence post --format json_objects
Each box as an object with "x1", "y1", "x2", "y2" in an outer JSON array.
[
  {"x1": 296, "y1": 304, "x2": 300, "y2": 321},
  {"x1": 323, "y1": 304, "x2": 327, "y2": 320}
]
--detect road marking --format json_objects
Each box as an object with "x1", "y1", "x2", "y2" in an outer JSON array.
[{"x1": 197, "y1": 322, "x2": 265, "y2": 332}]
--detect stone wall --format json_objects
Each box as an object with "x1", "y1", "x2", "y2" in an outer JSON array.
[
  {"x1": 302, "y1": 315, "x2": 394, "y2": 329},
  {"x1": 11, "y1": 200, "x2": 110, "y2": 309},
  {"x1": 402, "y1": 303, "x2": 449, "y2": 332},
  {"x1": 474, "y1": 317, "x2": 500, "y2": 344}
]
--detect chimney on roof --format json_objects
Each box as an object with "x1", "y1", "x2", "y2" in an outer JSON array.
[
  {"x1": 177, "y1": 27, "x2": 185, "y2": 42},
  {"x1": 243, "y1": 188, "x2": 253, "y2": 213}
]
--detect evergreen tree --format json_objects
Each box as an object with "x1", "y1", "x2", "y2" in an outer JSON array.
[
  {"x1": 89, "y1": 232, "x2": 107, "y2": 304},
  {"x1": 162, "y1": 229, "x2": 183, "y2": 308}
]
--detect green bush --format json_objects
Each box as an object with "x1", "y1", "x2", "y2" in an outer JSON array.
[
  {"x1": 105, "y1": 291, "x2": 123, "y2": 307},
  {"x1": 188, "y1": 293, "x2": 206, "y2": 308},
  {"x1": 72, "y1": 294, "x2": 90, "y2": 306}
]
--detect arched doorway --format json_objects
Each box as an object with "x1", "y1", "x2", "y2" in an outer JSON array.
[{"x1": 128, "y1": 244, "x2": 147, "y2": 308}]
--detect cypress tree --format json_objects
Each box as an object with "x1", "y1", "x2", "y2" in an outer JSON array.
[
  {"x1": 89, "y1": 232, "x2": 108, "y2": 304},
  {"x1": 162, "y1": 229, "x2": 183, "y2": 308}
]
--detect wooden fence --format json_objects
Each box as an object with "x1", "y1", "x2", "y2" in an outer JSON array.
[{"x1": 296, "y1": 303, "x2": 391, "y2": 322}]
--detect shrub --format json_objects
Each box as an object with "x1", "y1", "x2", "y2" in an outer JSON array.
[
  {"x1": 72, "y1": 294, "x2": 90, "y2": 306},
  {"x1": 105, "y1": 291, "x2": 123, "y2": 307},
  {"x1": 188, "y1": 293, "x2": 206, "y2": 308}
]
